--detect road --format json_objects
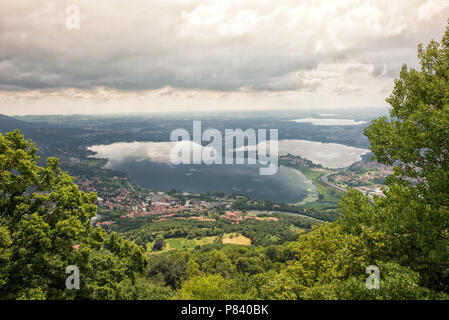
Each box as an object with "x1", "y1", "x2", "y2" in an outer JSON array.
[
  {"x1": 126, "y1": 181, "x2": 136, "y2": 193},
  {"x1": 251, "y1": 210, "x2": 326, "y2": 223},
  {"x1": 319, "y1": 172, "x2": 347, "y2": 192},
  {"x1": 281, "y1": 212, "x2": 326, "y2": 223}
]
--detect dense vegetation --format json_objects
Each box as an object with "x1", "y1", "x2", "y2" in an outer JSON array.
[
  {"x1": 0, "y1": 130, "x2": 147, "y2": 299},
  {"x1": 0, "y1": 24, "x2": 448, "y2": 300},
  {"x1": 232, "y1": 197, "x2": 339, "y2": 221},
  {"x1": 120, "y1": 213, "x2": 319, "y2": 247}
]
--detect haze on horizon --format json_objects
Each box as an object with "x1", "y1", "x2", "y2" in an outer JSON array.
[{"x1": 0, "y1": 0, "x2": 448, "y2": 115}]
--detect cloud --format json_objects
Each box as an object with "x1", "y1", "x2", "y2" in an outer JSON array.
[
  {"x1": 334, "y1": 84, "x2": 362, "y2": 95},
  {"x1": 88, "y1": 140, "x2": 221, "y2": 166},
  {"x1": 0, "y1": 0, "x2": 448, "y2": 114},
  {"x1": 278, "y1": 139, "x2": 370, "y2": 168},
  {"x1": 1, "y1": 0, "x2": 448, "y2": 93},
  {"x1": 237, "y1": 139, "x2": 370, "y2": 168}
]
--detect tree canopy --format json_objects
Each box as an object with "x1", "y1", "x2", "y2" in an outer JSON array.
[
  {"x1": 0, "y1": 130, "x2": 147, "y2": 299},
  {"x1": 339, "y1": 21, "x2": 449, "y2": 293}
]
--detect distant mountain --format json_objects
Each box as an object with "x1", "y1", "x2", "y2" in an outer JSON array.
[
  {"x1": 0, "y1": 114, "x2": 37, "y2": 132},
  {"x1": 0, "y1": 114, "x2": 89, "y2": 152}
]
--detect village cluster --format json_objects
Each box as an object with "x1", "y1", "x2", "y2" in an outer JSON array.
[
  {"x1": 329, "y1": 162, "x2": 393, "y2": 198},
  {"x1": 77, "y1": 176, "x2": 278, "y2": 228}
]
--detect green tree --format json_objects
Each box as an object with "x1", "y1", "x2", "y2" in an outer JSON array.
[
  {"x1": 247, "y1": 270, "x2": 298, "y2": 300},
  {"x1": 284, "y1": 224, "x2": 367, "y2": 294},
  {"x1": 202, "y1": 249, "x2": 236, "y2": 277},
  {"x1": 365, "y1": 22, "x2": 449, "y2": 206},
  {"x1": 116, "y1": 276, "x2": 174, "y2": 300},
  {"x1": 333, "y1": 261, "x2": 437, "y2": 300},
  {"x1": 152, "y1": 235, "x2": 164, "y2": 251},
  {"x1": 340, "y1": 23, "x2": 449, "y2": 292},
  {"x1": 177, "y1": 274, "x2": 244, "y2": 300},
  {"x1": 147, "y1": 252, "x2": 188, "y2": 288},
  {"x1": 0, "y1": 130, "x2": 147, "y2": 299}
]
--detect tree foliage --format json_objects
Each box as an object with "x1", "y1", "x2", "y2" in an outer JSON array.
[
  {"x1": 339, "y1": 22, "x2": 449, "y2": 293},
  {"x1": 0, "y1": 130, "x2": 147, "y2": 299}
]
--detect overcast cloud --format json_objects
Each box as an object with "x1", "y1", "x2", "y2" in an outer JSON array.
[{"x1": 0, "y1": 0, "x2": 448, "y2": 114}]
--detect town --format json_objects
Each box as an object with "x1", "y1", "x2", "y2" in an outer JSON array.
[{"x1": 76, "y1": 175, "x2": 279, "y2": 228}]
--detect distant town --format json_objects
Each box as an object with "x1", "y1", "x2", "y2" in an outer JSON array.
[{"x1": 77, "y1": 175, "x2": 280, "y2": 229}]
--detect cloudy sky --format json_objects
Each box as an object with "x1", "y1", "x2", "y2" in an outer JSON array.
[{"x1": 0, "y1": 0, "x2": 448, "y2": 115}]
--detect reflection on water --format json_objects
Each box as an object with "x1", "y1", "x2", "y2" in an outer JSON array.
[
  {"x1": 89, "y1": 139, "x2": 369, "y2": 169},
  {"x1": 278, "y1": 140, "x2": 369, "y2": 168},
  {"x1": 100, "y1": 160, "x2": 315, "y2": 203},
  {"x1": 88, "y1": 142, "x2": 316, "y2": 203},
  {"x1": 88, "y1": 138, "x2": 368, "y2": 202}
]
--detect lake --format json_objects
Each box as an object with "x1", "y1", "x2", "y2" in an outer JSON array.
[
  {"x1": 88, "y1": 141, "x2": 316, "y2": 203},
  {"x1": 278, "y1": 139, "x2": 369, "y2": 168},
  {"x1": 88, "y1": 139, "x2": 368, "y2": 202}
]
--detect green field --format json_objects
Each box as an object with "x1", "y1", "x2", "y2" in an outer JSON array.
[
  {"x1": 148, "y1": 236, "x2": 217, "y2": 253},
  {"x1": 147, "y1": 233, "x2": 255, "y2": 253}
]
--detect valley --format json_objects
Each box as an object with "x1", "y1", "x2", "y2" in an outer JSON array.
[{"x1": 0, "y1": 111, "x2": 389, "y2": 252}]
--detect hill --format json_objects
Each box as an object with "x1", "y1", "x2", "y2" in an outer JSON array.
[{"x1": 0, "y1": 114, "x2": 36, "y2": 132}]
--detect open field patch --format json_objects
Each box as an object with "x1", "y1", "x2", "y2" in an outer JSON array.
[{"x1": 222, "y1": 233, "x2": 251, "y2": 246}]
